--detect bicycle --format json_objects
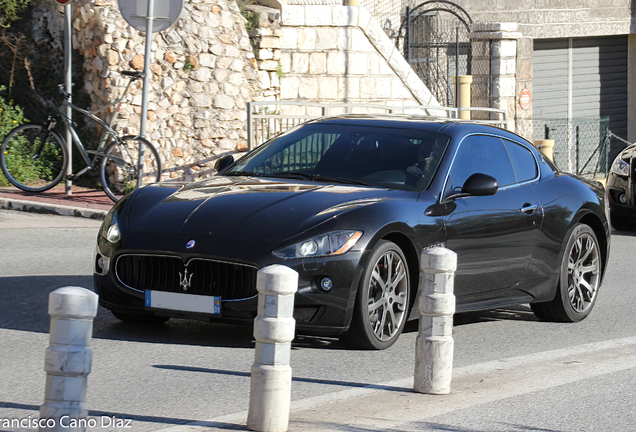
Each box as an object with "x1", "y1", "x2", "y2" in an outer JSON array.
[{"x1": 0, "y1": 70, "x2": 162, "y2": 202}]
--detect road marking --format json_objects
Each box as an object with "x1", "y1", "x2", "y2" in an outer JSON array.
[{"x1": 155, "y1": 336, "x2": 636, "y2": 432}]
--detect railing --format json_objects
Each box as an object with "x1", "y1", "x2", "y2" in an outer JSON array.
[{"x1": 246, "y1": 101, "x2": 507, "y2": 150}]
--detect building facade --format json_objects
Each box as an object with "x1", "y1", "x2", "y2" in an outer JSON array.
[{"x1": 368, "y1": 0, "x2": 633, "y2": 172}]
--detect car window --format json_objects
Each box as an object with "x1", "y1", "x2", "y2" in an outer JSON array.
[
  {"x1": 447, "y1": 135, "x2": 516, "y2": 192},
  {"x1": 503, "y1": 139, "x2": 538, "y2": 183},
  {"x1": 228, "y1": 124, "x2": 451, "y2": 191},
  {"x1": 245, "y1": 132, "x2": 340, "y2": 174}
]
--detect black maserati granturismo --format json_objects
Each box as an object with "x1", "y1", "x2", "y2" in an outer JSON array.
[{"x1": 94, "y1": 115, "x2": 610, "y2": 349}]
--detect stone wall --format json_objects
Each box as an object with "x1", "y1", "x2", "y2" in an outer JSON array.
[
  {"x1": 45, "y1": 1, "x2": 440, "y2": 180},
  {"x1": 250, "y1": 4, "x2": 439, "y2": 109},
  {"x1": 71, "y1": 0, "x2": 262, "y2": 181},
  {"x1": 452, "y1": 0, "x2": 632, "y2": 39}
]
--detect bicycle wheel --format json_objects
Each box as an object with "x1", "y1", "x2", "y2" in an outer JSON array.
[
  {"x1": 100, "y1": 135, "x2": 162, "y2": 202},
  {"x1": 0, "y1": 123, "x2": 67, "y2": 192}
]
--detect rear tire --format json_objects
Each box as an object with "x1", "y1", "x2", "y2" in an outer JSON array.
[
  {"x1": 0, "y1": 123, "x2": 67, "y2": 192},
  {"x1": 344, "y1": 240, "x2": 410, "y2": 350},
  {"x1": 100, "y1": 136, "x2": 161, "y2": 202},
  {"x1": 112, "y1": 310, "x2": 170, "y2": 325},
  {"x1": 531, "y1": 224, "x2": 601, "y2": 322}
]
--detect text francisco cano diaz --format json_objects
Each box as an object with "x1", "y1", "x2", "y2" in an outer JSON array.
[{"x1": 1, "y1": 416, "x2": 132, "y2": 430}]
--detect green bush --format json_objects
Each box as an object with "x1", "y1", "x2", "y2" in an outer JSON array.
[
  {"x1": 0, "y1": 0, "x2": 31, "y2": 28},
  {"x1": 0, "y1": 85, "x2": 31, "y2": 187},
  {"x1": 0, "y1": 86, "x2": 26, "y2": 134},
  {"x1": 1, "y1": 130, "x2": 63, "y2": 187}
]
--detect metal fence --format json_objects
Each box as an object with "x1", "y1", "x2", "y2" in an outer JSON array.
[
  {"x1": 246, "y1": 101, "x2": 507, "y2": 150},
  {"x1": 532, "y1": 116, "x2": 610, "y2": 178},
  {"x1": 360, "y1": 0, "x2": 404, "y2": 41}
]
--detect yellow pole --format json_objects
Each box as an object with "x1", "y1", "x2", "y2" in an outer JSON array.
[
  {"x1": 534, "y1": 139, "x2": 555, "y2": 161},
  {"x1": 453, "y1": 75, "x2": 473, "y2": 120}
]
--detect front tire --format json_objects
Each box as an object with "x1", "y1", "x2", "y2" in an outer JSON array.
[
  {"x1": 345, "y1": 240, "x2": 410, "y2": 350},
  {"x1": 531, "y1": 224, "x2": 601, "y2": 322}
]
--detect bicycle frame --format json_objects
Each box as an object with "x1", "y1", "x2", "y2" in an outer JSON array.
[{"x1": 53, "y1": 75, "x2": 138, "y2": 180}]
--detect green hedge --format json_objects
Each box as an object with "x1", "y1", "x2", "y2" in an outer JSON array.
[{"x1": 0, "y1": 86, "x2": 29, "y2": 186}]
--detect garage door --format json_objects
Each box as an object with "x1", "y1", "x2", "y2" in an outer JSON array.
[{"x1": 533, "y1": 36, "x2": 627, "y2": 166}]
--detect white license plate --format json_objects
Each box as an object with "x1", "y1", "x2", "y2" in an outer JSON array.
[{"x1": 145, "y1": 291, "x2": 221, "y2": 314}]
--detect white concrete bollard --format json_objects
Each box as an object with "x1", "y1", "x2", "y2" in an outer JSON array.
[
  {"x1": 39, "y1": 287, "x2": 99, "y2": 432},
  {"x1": 247, "y1": 265, "x2": 299, "y2": 432},
  {"x1": 414, "y1": 248, "x2": 457, "y2": 395}
]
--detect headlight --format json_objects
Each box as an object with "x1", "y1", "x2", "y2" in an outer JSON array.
[
  {"x1": 273, "y1": 230, "x2": 363, "y2": 259},
  {"x1": 611, "y1": 156, "x2": 630, "y2": 176},
  {"x1": 101, "y1": 212, "x2": 121, "y2": 243}
]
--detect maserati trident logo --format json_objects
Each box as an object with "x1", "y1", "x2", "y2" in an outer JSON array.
[{"x1": 179, "y1": 268, "x2": 194, "y2": 291}]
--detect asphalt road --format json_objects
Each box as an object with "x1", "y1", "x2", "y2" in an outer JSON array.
[{"x1": 1, "y1": 209, "x2": 635, "y2": 431}]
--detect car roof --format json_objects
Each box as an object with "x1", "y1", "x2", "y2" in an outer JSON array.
[{"x1": 306, "y1": 114, "x2": 527, "y2": 144}]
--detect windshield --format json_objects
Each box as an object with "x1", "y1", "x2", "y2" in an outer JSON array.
[{"x1": 227, "y1": 123, "x2": 451, "y2": 191}]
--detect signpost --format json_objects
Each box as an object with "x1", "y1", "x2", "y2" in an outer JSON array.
[
  {"x1": 58, "y1": 0, "x2": 73, "y2": 196},
  {"x1": 118, "y1": 0, "x2": 182, "y2": 33},
  {"x1": 118, "y1": 0, "x2": 183, "y2": 139}
]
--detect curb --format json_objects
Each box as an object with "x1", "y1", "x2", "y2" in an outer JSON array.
[{"x1": 0, "y1": 197, "x2": 108, "y2": 220}]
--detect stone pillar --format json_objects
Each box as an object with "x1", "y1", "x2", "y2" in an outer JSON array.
[
  {"x1": 39, "y1": 287, "x2": 99, "y2": 432},
  {"x1": 470, "y1": 23, "x2": 523, "y2": 132},
  {"x1": 414, "y1": 248, "x2": 457, "y2": 395},
  {"x1": 515, "y1": 37, "x2": 534, "y2": 141},
  {"x1": 247, "y1": 265, "x2": 299, "y2": 432}
]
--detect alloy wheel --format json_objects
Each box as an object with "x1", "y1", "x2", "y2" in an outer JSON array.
[
  {"x1": 366, "y1": 250, "x2": 409, "y2": 342},
  {"x1": 566, "y1": 232, "x2": 600, "y2": 314}
]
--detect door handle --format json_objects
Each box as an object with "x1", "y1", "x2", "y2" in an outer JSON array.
[{"x1": 520, "y1": 204, "x2": 538, "y2": 214}]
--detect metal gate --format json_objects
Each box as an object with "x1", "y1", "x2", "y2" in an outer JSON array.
[{"x1": 398, "y1": 1, "x2": 486, "y2": 108}]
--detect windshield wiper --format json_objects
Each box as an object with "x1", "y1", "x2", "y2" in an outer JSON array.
[
  {"x1": 225, "y1": 170, "x2": 255, "y2": 176},
  {"x1": 267, "y1": 171, "x2": 318, "y2": 181},
  {"x1": 314, "y1": 175, "x2": 371, "y2": 186},
  {"x1": 233, "y1": 170, "x2": 370, "y2": 186}
]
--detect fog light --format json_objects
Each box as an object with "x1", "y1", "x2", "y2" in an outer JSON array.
[
  {"x1": 619, "y1": 193, "x2": 628, "y2": 204},
  {"x1": 94, "y1": 253, "x2": 110, "y2": 276},
  {"x1": 320, "y1": 277, "x2": 333, "y2": 292},
  {"x1": 95, "y1": 254, "x2": 104, "y2": 273}
]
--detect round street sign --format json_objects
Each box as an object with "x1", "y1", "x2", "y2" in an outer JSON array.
[
  {"x1": 519, "y1": 87, "x2": 531, "y2": 110},
  {"x1": 55, "y1": 0, "x2": 71, "y2": 5},
  {"x1": 118, "y1": 0, "x2": 183, "y2": 33}
]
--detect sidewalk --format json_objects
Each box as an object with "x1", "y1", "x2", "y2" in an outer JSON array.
[{"x1": 0, "y1": 184, "x2": 113, "y2": 220}]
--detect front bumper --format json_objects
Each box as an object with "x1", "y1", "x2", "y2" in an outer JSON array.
[
  {"x1": 607, "y1": 172, "x2": 636, "y2": 219},
  {"x1": 94, "y1": 244, "x2": 365, "y2": 336}
]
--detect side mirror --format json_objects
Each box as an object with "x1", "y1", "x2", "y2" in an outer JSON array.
[
  {"x1": 214, "y1": 155, "x2": 234, "y2": 172},
  {"x1": 462, "y1": 173, "x2": 499, "y2": 196},
  {"x1": 443, "y1": 173, "x2": 499, "y2": 202}
]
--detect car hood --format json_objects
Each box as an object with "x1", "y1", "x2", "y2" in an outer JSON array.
[{"x1": 127, "y1": 176, "x2": 405, "y2": 243}]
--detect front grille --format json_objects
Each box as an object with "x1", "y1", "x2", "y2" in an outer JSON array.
[{"x1": 115, "y1": 254, "x2": 258, "y2": 300}]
